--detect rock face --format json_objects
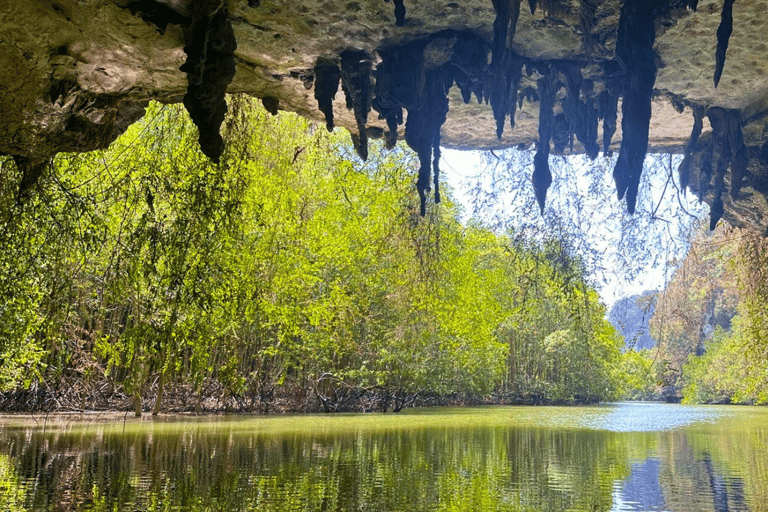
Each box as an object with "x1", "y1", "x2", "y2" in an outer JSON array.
[
  {"x1": 2, "y1": 0, "x2": 768, "y2": 231},
  {"x1": 608, "y1": 292, "x2": 658, "y2": 351}
]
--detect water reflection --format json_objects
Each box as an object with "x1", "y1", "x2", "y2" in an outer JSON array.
[
  {"x1": 614, "y1": 451, "x2": 749, "y2": 512},
  {"x1": 615, "y1": 458, "x2": 666, "y2": 511},
  {"x1": 0, "y1": 404, "x2": 765, "y2": 511}
]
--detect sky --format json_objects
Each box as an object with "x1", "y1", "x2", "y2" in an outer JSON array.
[{"x1": 440, "y1": 147, "x2": 709, "y2": 308}]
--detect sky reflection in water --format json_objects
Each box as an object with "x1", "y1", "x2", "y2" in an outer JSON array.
[{"x1": 0, "y1": 402, "x2": 764, "y2": 511}]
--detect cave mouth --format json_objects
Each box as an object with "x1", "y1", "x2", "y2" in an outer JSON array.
[
  {"x1": 3, "y1": 0, "x2": 762, "y2": 237},
  {"x1": 168, "y1": 0, "x2": 736, "y2": 231}
]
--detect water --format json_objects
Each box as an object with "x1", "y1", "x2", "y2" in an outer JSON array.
[{"x1": 0, "y1": 402, "x2": 766, "y2": 511}]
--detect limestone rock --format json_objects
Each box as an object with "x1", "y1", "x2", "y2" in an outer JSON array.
[{"x1": 2, "y1": 0, "x2": 768, "y2": 231}]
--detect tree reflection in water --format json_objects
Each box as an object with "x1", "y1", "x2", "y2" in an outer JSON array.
[{"x1": 0, "y1": 405, "x2": 764, "y2": 511}]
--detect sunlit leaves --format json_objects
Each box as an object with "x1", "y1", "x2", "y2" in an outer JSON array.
[{"x1": 1, "y1": 96, "x2": 634, "y2": 410}]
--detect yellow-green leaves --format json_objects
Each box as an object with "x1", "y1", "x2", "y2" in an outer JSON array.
[{"x1": 0, "y1": 96, "x2": 630, "y2": 411}]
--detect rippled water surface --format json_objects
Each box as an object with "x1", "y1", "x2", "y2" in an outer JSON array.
[{"x1": 1, "y1": 402, "x2": 766, "y2": 511}]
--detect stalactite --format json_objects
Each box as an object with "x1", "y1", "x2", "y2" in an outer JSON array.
[
  {"x1": 372, "y1": 47, "x2": 416, "y2": 150},
  {"x1": 383, "y1": 0, "x2": 406, "y2": 26},
  {"x1": 714, "y1": 0, "x2": 734, "y2": 88},
  {"x1": 313, "y1": 59, "x2": 341, "y2": 132},
  {"x1": 451, "y1": 32, "x2": 488, "y2": 107},
  {"x1": 729, "y1": 121, "x2": 748, "y2": 201},
  {"x1": 613, "y1": 0, "x2": 658, "y2": 214},
  {"x1": 710, "y1": 109, "x2": 730, "y2": 216},
  {"x1": 393, "y1": 0, "x2": 406, "y2": 26},
  {"x1": 558, "y1": 63, "x2": 582, "y2": 153},
  {"x1": 576, "y1": 84, "x2": 600, "y2": 159},
  {"x1": 340, "y1": 49, "x2": 374, "y2": 160},
  {"x1": 261, "y1": 96, "x2": 279, "y2": 116},
  {"x1": 180, "y1": 1, "x2": 237, "y2": 163},
  {"x1": 533, "y1": 74, "x2": 555, "y2": 213},
  {"x1": 490, "y1": 0, "x2": 523, "y2": 139},
  {"x1": 491, "y1": 0, "x2": 522, "y2": 69},
  {"x1": 704, "y1": 107, "x2": 748, "y2": 228},
  {"x1": 710, "y1": 122, "x2": 727, "y2": 231},
  {"x1": 405, "y1": 69, "x2": 450, "y2": 215},
  {"x1": 678, "y1": 104, "x2": 704, "y2": 192},
  {"x1": 371, "y1": 44, "x2": 411, "y2": 150},
  {"x1": 371, "y1": 32, "x2": 491, "y2": 215},
  {"x1": 490, "y1": 57, "x2": 524, "y2": 140},
  {"x1": 598, "y1": 64, "x2": 621, "y2": 156},
  {"x1": 699, "y1": 138, "x2": 714, "y2": 204}
]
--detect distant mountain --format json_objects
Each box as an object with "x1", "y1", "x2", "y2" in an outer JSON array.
[{"x1": 609, "y1": 291, "x2": 658, "y2": 350}]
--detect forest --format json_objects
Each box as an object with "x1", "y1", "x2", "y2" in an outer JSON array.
[
  {"x1": 0, "y1": 96, "x2": 765, "y2": 414},
  {"x1": 637, "y1": 222, "x2": 768, "y2": 405}
]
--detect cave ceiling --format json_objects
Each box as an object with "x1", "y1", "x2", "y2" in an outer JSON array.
[{"x1": 1, "y1": 0, "x2": 768, "y2": 232}]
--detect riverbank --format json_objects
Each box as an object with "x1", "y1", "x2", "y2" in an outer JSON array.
[{"x1": 0, "y1": 379, "x2": 610, "y2": 416}]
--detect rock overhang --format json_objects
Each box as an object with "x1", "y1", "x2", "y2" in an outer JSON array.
[{"x1": 1, "y1": 0, "x2": 768, "y2": 232}]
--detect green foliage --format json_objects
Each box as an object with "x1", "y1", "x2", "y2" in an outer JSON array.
[
  {"x1": 681, "y1": 323, "x2": 743, "y2": 404},
  {"x1": 615, "y1": 349, "x2": 656, "y2": 400},
  {"x1": 652, "y1": 224, "x2": 768, "y2": 405},
  {"x1": 0, "y1": 96, "x2": 631, "y2": 411},
  {"x1": 496, "y1": 241, "x2": 626, "y2": 404},
  {"x1": 650, "y1": 222, "x2": 740, "y2": 378}
]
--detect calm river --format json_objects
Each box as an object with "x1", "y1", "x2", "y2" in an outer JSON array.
[{"x1": 0, "y1": 402, "x2": 766, "y2": 511}]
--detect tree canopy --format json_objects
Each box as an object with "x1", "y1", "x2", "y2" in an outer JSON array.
[
  {"x1": 634, "y1": 223, "x2": 768, "y2": 404},
  {"x1": 0, "y1": 97, "x2": 657, "y2": 413}
]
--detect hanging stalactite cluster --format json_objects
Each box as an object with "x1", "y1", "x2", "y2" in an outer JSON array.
[
  {"x1": 308, "y1": 17, "x2": 623, "y2": 217},
  {"x1": 312, "y1": 31, "x2": 488, "y2": 215},
  {"x1": 113, "y1": 0, "x2": 748, "y2": 224},
  {"x1": 162, "y1": 0, "x2": 738, "y2": 222},
  {"x1": 340, "y1": 50, "x2": 375, "y2": 161},
  {"x1": 677, "y1": 106, "x2": 748, "y2": 229}
]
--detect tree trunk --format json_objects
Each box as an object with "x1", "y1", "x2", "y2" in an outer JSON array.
[
  {"x1": 153, "y1": 372, "x2": 165, "y2": 416},
  {"x1": 134, "y1": 390, "x2": 142, "y2": 417}
]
